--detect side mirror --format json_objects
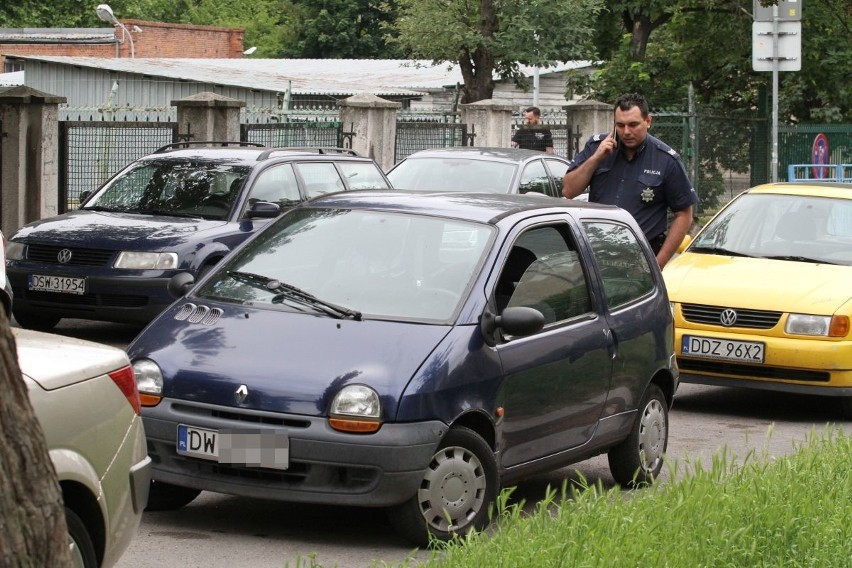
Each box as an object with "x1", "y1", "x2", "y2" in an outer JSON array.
[
  {"x1": 244, "y1": 201, "x2": 281, "y2": 219},
  {"x1": 79, "y1": 190, "x2": 92, "y2": 205},
  {"x1": 480, "y1": 306, "x2": 545, "y2": 345},
  {"x1": 677, "y1": 234, "x2": 693, "y2": 254},
  {"x1": 167, "y1": 272, "x2": 195, "y2": 298}
]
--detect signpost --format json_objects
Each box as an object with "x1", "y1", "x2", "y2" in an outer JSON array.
[{"x1": 752, "y1": 0, "x2": 802, "y2": 183}]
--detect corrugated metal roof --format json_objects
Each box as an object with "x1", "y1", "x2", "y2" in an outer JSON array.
[
  {"x1": 0, "y1": 71, "x2": 25, "y2": 86},
  {"x1": 0, "y1": 28, "x2": 114, "y2": 43},
  {"x1": 8, "y1": 55, "x2": 592, "y2": 97}
]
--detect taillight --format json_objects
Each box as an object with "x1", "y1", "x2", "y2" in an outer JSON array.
[{"x1": 109, "y1": 365, "x2": 142, "y2": 415}]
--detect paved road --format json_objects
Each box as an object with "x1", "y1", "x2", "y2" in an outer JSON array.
[{"x1": 49, "y1": 320, "x2": 852, "y2": 568}]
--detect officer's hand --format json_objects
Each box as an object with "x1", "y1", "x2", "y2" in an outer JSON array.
[{"x1": 594, "y1": 131, "x2": 618, "y2": 160}]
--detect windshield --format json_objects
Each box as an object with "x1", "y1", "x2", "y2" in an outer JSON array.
[
  {"x1": 83, "y1": 159, "x2": 251, "y2": 219},
  {"x1": 197, "y1": 208, "x2": 494, "y2": 321},
  {"x1": 691, "y1": 193, "x2": 852, "y2": 265},
  {"x1": 388, "y1": 157, "x2": 516, "y2": 193}
]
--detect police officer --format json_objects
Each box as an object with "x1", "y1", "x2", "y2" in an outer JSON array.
[{"x1": 562, "y1": 93, "x2": 697, "y2": 268}]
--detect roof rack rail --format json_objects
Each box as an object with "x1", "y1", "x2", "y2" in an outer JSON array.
[
  {"x1": 154, "y1": 141, "x2": 266, "y2": 153},
  {"x1": 256, "y1": 147, "x2": 362, "y2": 161}
]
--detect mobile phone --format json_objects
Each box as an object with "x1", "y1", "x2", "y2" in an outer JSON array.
[{"x1": 611, "y1": 124, "x2": 618, "y2": 148}]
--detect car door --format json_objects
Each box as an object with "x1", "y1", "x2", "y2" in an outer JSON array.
[
  {"x1": 493, "y1": 219, "x2": 613, "y2": 468},
  {"x1": 581, "y1": 219, "x2": 664, "y2": 414}
]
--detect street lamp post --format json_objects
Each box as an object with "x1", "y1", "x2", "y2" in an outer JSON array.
[{"x1": 96, "y1": 4, "x2": 135, "y2": 58}]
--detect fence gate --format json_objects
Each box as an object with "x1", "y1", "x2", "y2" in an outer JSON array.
[
  {"x1": 241, "y1": 121, "x2": 344, "y2": 148},
  {"x1": 395, "y1": 117, "x2": 468, "y2": 162},
  {"x1": 59, "y1": 121, "x2": 178, "y2": 212}
]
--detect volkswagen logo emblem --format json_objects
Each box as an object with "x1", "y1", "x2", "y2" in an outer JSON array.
[
  {"x1": 235, "y1": 384, "x2": 249, "y2": 404},
  {"x1": 57, "y1": 249, "x2": 73, "y2": 264},
  {"x1": 719, "y1": 308, "x2": 738, "y2": 327}
]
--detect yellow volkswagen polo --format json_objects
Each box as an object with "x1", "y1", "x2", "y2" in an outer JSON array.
[{"x1": 664, "y1": 181, "x2": 852, "y2": 418}]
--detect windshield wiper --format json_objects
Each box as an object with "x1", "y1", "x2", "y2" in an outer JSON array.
[
  {"x1": 689, "y1": 246, "x2": 755, "y2": 258},
  {"x1": 135, "y1": 209, "x2": 203, "y2": 218},
  {"x1": 82, "y1": 205, "x2": 116, "y2": 212},
  {"x1": 227, "y1": 271, "x2": 362, "y2": 320},
  {"x1": 762, "y1": 255, "x2": 837, "y2": 265}
]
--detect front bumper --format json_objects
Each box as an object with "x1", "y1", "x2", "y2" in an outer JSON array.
[
  {"x1": 143, "y1": 398, "x2": 446, "y2": 508},
  {"x1": 7, "y1": 266, "x2": 176, "y2": 324}
]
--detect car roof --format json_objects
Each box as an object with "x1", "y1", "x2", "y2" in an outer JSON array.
[
  {"x1": 398, "y1": 147, "x2": 568, "y2": 163},
  {"x1": 139, "y1": 145, "x2": 373, "y2": 166},
  {"x1": 304, "y1": 190, "x2": 616, "y2": 225},
  {"x1": 747, "y1": 181, "x2": 852, "y2": 199}
]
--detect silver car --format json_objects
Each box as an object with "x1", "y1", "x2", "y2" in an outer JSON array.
[{"x1": 18, "y1": 327, "x2": 151, "y2": 567}]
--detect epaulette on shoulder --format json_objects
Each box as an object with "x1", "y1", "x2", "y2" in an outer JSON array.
[
  {"x1": 591, "y1": 132, "x2": 609, "y2": 143},
  {"x1": 650, "y1": 136, "x2": 678, "y2": 157}
]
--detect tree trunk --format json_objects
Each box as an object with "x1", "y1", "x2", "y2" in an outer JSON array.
[
  {"x1": 458, "y1": 0, "x2": 498, "y2": 103},
  {"x1": 0, "y1": 315, "x2": 71, "y2": 567},
  {"x1": 622, "y1": 10, "x2": 672, "y2": 62}
]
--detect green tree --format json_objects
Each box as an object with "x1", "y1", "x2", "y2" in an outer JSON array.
[
  {"x1": 289, "y1": 0, "x2": 403, "y2": 58},
  {"x1": 386, "y1": 0, "x2": 603, "y2": 104}
]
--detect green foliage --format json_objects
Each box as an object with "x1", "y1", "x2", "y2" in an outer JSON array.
[
  {"x1": 409, "y1": 428, "x2": 852, "y2": 567},
  {"x1": 386, "y1": 0, "x2": 603, "y2": 102}
]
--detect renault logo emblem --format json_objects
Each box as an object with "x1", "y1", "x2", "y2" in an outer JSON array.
[
  {"x1": 57, "y1": 249, "x2": 73, "y2": 263},
  {"x1": 720, "y1": 309, "x2": 738, "y2": 327},
  {"x1": 235, "y1": 384, "x2": 249, "y2": 404}
]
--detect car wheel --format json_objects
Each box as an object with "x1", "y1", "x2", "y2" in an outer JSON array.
[
  {"x1": 145, "y1": 480, "x2": 201, "y2": 511},
  {"x1": 13, "y1": 310, "x2": 60, "y2": 331},
  {"x1": 608, "y1": 383, "x2": 668, "y2": 487},
  {"x1": 386, "y1": 426, "x2": 497, "y2": 546},
  {"x1": 66, "y1": 507, "x2": 97, "y2": 568}
]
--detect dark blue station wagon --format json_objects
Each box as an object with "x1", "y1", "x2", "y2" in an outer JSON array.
[
  {"x1": 128, "y1": 191, "x2": 678, "y2": 545},
  {"x1": 5, "y1": 144, "x2": 391, "y2": 330}
]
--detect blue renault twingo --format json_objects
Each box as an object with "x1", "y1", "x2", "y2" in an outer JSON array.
[{"x1": 128, "y1": 190, "x2": 678, "y2": 545}]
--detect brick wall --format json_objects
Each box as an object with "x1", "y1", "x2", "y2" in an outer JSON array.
[{"x1": 0, "y1": 20, "x2": 244, "y2": 69}]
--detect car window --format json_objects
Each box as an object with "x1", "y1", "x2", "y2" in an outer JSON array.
[
  {"x1": 496, "y1": 225, "x2": 592, "y2": 326},
  {"x1": 248, "y1": 164, "x2": 301, "y2": 208},
  {"x1": 387, "y1": 158, "x2": 516, "y2": 193},
  {"x1": 583, "y1": 221, "x2": 654, "y2": 309},
  {"x1": 87, "y1": 161, "x2": 251, "y2": 219},
  {"x1": 518, "y1": 161, "x2": 553, "y2": 196},
  {"x1": 294, "y1": 162, "x2": 345, "y2": 198},
  {"x1": 337, "y1": 162, "x2": 391, "y2": 190},
  {"x1": 544, "y1": 159, "x2": 569, "y2": 195}
]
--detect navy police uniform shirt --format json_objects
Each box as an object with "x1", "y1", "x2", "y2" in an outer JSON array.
[{"x1": 567, "y1": 132, "x2": 698, "y2": 239}]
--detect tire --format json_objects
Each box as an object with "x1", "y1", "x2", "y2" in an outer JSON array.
[
  {"x1": 13, "y1": 309, "x2": 60, "y2": 331},
  {"x1": 608, "y1": 383, "x2": 668, "y2": 487},
  {"x1": 145, "y1": 480, "x2": 201, "y2": 512},
  {"x1": 66, "y1": 507, "x2": 97, "y2": 568},
  {"x1": 386, "y1": 426, "x2": 498, "y2": 547}
]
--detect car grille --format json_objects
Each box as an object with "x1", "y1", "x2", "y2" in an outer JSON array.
[
  {"x1": 679, "y1": 358, "x2": 830, "y2": 382},
  {"x1": 27, "y1": 244, "x2": 114, "y2": 266},
  {"x1": 681, "y1": 303, "x2": 782, "y2": 329}
]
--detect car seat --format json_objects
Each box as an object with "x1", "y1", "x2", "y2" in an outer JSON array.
[{"x1": 495, "y1": 246, "x2": 537, "y2": 312}]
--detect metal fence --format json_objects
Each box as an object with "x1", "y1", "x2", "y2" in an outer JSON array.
[
  {"x1": 59, "y1": 121, "x2": 177, "y2": 211},
  {"x1": 394, "y1": 116, "x2": 468, "y2": 162},
  {"x1": 241, "y1": 120, "x2": 344, "y2": 148},
  {"x1": 510, "y1": 110, "x2": 581, "y2": 159}
]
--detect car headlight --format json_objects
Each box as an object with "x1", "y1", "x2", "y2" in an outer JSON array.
[
  {"x1": 114, "y1": 251, "x2": 178, "y2": 270},
  {"x1": 132, "y1": 358, "x2": 164, "y2": 406},
  {"x1": 328, "y1": 384, "x2": 382, "y2": 433},
  {"x1": 785, "y1": 314, "x2": 849, "y2": 338},
  {"x1": 6, "y1": 241, "x2": 26, "y2": 261}
]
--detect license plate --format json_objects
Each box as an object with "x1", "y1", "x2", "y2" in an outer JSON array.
[
  {"x1": 682, "y1": 335, "x2": 765, "y2": 364},
  {"x1": 177, "y1": 425, "x2": 289, "y2": 470},
  {"x1": 28, "y1": 274, "x2": 86, "y2": 295}
]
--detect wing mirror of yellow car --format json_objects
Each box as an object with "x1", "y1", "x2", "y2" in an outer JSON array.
[{"x1": 677, "y1": 234, "x2": 693, "y2": 254}]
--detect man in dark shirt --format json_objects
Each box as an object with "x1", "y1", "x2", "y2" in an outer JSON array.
[
  {"x1": 562, "y1": 93, "x2": 697, "y2": 268},
  {"x1": 511, "y1": 106, "x2": 554, "y2": 154}
]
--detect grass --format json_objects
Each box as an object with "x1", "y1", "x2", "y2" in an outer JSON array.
[{"x1": 288, "y1": 428, "x2": 852, "y2": 568}]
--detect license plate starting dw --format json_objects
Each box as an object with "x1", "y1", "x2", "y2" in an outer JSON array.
[
  {"x1": 682, "y1": 335, "x2": 765, "y2": 364},
  {"x1": 177, "y1": 424, "x2": 290, "y2": 470}
]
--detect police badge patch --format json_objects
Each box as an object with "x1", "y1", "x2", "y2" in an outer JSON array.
[{"x1": 641, "y1": 187, "x2": 655, "y2": 203}]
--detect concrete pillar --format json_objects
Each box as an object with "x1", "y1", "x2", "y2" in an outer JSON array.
[
  {"x1": 459, "y1": 99, "x2": 515, "y2": 148},
  {"x1": 564, "y1": 100, "x2": 613, "y2": 150},
  {"x1": 338, "y1": 94, "x2": 400, "y2": 171},
  {"x1": 0, "y1": 86, "x2": 66, "y2": 235},
  {"x1": 171, "y1": 92, "x2": 245, "y2": 143}
]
